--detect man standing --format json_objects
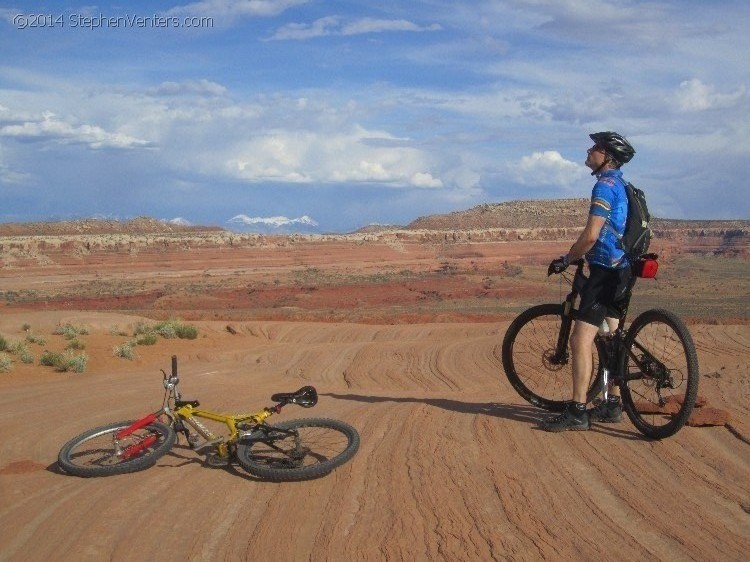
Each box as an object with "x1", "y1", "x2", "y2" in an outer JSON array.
[{"x1": 542, "y1": 131, "x2": 636, "y2": 432}]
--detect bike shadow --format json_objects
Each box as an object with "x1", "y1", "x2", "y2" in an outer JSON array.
[
  {"x1": 322, "y1": 392, "x2": 650, "y2": 441},
  {"x1": 164, "y1": 444, "x2": 294, "y2": 481}
]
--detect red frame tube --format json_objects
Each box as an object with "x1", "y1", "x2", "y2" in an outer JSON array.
[{"x1": 116, "y1": 413, "x2": 157, "y2": 439}]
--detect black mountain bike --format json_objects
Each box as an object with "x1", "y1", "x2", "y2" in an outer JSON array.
[{"x1": 501, "y1": 256, "x2": 699, "y2": 439}]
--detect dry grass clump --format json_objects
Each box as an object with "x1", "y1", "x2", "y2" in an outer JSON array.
[
  {"x1": 112, "y1": 319, "x2": 198, "y2": 360},
  {"x1": 54, "y1": 322, "x2": 89, "y2": 340},
  {"x1": 40, "y1": 350, "x2": 88, "y2": 373},
  {"x1": 0, "y1": 352, "x2": 11, "y2": 373}
]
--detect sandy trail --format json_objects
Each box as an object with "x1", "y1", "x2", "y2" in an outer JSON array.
[{"x1": 0, "y1": 311, "x2": 748, "y2": 561}]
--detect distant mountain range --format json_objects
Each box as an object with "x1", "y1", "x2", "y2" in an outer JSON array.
[
  {"x1": 227, "y1": 214, "x2": 320, "y2": 234},
  {"x1": 0, "y1": 200, "x2": 746, "y2": 237}
]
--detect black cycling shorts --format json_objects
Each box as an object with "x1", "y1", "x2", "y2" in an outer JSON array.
[{"x1": 576, "y1": 264, "x2": 632, "y2": 327}]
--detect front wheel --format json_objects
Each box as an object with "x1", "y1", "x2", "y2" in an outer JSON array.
[
  {"x1": 236, "y1": 418, "x2": 359, "y2": 481},
  {"x1": 502, "y1": 304, "x2": 604, "y2": 411},
  {"x1": 620, "y1": 309, "x2": 699, "y2": 439},
  {"x1": 58, "y1": 420, "x2": 176, "y2": 477}
]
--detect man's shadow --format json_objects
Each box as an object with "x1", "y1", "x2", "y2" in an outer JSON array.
[
  {"x1": 321, "y1": 392, "x2": 646, "y2": 439},
  {"x1": 322, "y1": 392, "x2": 543, "y2": 425}
]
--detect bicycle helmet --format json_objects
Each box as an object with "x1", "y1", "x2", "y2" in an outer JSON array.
[{"x1": 589, "y1": 131, "x2": 635, "y2": 166}]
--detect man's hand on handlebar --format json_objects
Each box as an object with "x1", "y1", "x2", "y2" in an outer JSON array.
[{"x1": 547, "y1": 255, "x2": 570, "y2": 276}]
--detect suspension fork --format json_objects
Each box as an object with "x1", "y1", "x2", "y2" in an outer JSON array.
[{"x1": 114, "y1": 409, "x2": 167, "y2": 458}]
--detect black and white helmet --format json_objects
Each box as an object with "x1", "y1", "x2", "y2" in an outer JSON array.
[{"x1": 589, "y1": 131, "x2": 635, "y2": 166}]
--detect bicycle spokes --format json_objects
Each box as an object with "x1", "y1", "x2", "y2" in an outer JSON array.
[
  {"x1": 629, "y1": 343, "x2": 679, "y2": 406},
  {"x1": 620, "y1": 310, "x2": 699, "y2": 439}
]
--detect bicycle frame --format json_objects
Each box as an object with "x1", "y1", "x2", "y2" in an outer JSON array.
[
  {"x1": 114, "y1": 356, "x2": 311, "y2": 462},
  {"x1": 554, "y1": 259, "x2": 673, "y2": 404}
]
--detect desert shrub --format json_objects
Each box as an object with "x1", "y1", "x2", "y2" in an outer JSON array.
[
  {"x1": 109, "y1": 325, "x2": 129, "y2": 337},
  {"x1": 0, "y1": 335, "x2": 7, "y2": 352},
  {"x1": 9, "y1": 341, "x2": 34, "y2": 364},
  {"x1": 113, "y1": 342, "x2": 135, "y2": 360},
  {"x1": 54, "y1": 322, "x2": 89, "y2": 340},
  {"x1": 174, "y1": 323, "x2": 198, "y2": 340},
  {"x1": 25, "y1": 332, "x2": 47, "y2": 345},
  {"x1": 0, "y1": 352, "x2": 11, "y2": 372},
  {"x1": 136, "y1": 333, "x2": 158, "y2": 346},
  {"x1": 40, "y1": 350, "x2": 86, "y2": 372},
  {"x1": 154, "y1": 320, "x2": 198, "y2": 340},
  {"x1": 19, "y1": 349, "x2": 35, "y2": 364},
  {"x1": 66, "y1": 338, "x2": 86, "y2": 351},
  {"x1": 62, "y1": 350, "x2": 88, "y2": 373},
  {"x1": 40, "y1": 350, "x2": 61, "y2": 367},
  {"x1": 21, "y1": 323, "x2": 31, "y2": 332},
  {"x1": 133, "y1": 321, "x2": 154, "y2": 336}
]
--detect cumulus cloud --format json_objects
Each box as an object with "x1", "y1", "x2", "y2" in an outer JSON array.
[
  {"x1": 0, "y1": 109, "x2": 152, "y2": 150},
  {"x1": 511, "y1": 151, "x2": 585, "y2": 188},
  {"x1": 270, "y1": 16, "x2": 441, "y2": 40},
  {"x1": 677, "y1": 79, "x2": 746, "y2": 112},
  {"x1": 225, "y1": 126, "x2": 443, "y2": 188}
]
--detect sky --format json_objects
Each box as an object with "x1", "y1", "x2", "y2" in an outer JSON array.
[{"x1": 1, "y1": 0, "x2": 748, "y2": 233}]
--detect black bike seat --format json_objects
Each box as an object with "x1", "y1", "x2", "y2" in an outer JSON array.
[{"x1": 271, "y1": 386, "x2": 318, "y2": 408}]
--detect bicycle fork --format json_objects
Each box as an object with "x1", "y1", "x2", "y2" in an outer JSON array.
[{"x1": 114, "y1": 412, "x2": 162, "y2": 459}]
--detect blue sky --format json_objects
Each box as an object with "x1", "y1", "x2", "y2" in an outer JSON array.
[{"x1": 1, "y1": 1, "x2": 748, "y2": 232}]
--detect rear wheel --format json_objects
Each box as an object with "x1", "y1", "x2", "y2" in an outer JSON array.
[
  {"x1": 502, "y1": 304, "x2": 603, "y2": 411},
  {"x1": 237, "y1": 418, "x2": 359, "y2": 481},
  {"x1": 58, "y1": 420, "x2": 175, "y2": 477},
  {"x1": 620, "y1": 309, "x2": 699, "y2": 439}
]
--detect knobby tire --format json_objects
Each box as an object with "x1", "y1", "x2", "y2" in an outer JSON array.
[
  {"x1": 502, "y1": 303, "x2": 603, "y2": 411},
  {"x1": 619, "y1": 308, "x2": 699, "y2": 439},
  {"x1": 236, "y1": 418, "x2": 359, "y2": 481},
  {"x1": 58, "y1": 420, "x2": 176, "y2": 477}
]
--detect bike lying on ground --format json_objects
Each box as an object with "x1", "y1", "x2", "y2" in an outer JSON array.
[
  {"x1": 501, "y1": 255, "x2": 699, "y2": 439},
  {"x1": 58, "y1": 356, "x2": 360, "y2": 480}
]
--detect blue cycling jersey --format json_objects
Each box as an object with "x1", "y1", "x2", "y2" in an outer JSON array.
[{"x1": 586, "y1": 169, "x2": 628, "y2": 269}]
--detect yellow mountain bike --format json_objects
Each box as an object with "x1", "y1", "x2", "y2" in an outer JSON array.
[{"x1": 58, "y1": 356, "x2": 360, "y2": 481}]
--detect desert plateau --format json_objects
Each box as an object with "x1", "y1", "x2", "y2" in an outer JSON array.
[{"x1": 0, "y1": 200, "x2": 748, "y2": 561}]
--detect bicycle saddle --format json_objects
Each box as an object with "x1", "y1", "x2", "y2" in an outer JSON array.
[{"x1": 271, "y1": 386, "x2": 318, "y2": 408}]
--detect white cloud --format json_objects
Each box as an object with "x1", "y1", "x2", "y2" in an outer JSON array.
[
  {"x1": 149, "y1": 79, "x2": 228, "y2": 98},
  {"x1": 270, "y1": 16, "x2": 340, "y2": 40},
  {"x1": 512, "y1": 151, "x2": 586, "y2": 188},
  {"x1": 0, "y1": 109, "x2": 152, "y2": 150},
  {"x1": 270, "y1": 16, "x2": 441, "y2": 40},
  {"x1": 167, "y1": 0, "x2": 308, "y2": 19},
  {"x1": 340, "y1": 18, "x2": 442, "y2": 36},
  {"x1": 224, "y1": 126, "x2": 443, "y2": 188},
  {"x1": 677, "y1": 79, "x2": 746, "y2": 112}
]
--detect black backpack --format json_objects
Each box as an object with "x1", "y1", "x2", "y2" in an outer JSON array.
[{"x1": 619, "y1": 182, "x2": 652, "y2": 257}]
